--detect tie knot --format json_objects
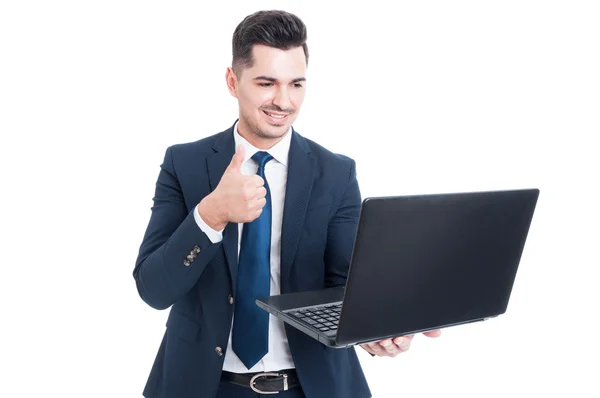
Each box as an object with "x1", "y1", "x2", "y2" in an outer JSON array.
[{"x1": 252, "y1": 151, "x2": 273, "y2": 170}]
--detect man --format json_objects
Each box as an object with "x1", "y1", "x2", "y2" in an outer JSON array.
[{"x1": 134, "y1": 10, "x2": 440, "y2": 398}]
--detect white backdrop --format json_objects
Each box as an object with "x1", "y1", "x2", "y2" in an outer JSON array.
[{"x1": 1, "y1": 1, "x2": 599, "y2": 397}]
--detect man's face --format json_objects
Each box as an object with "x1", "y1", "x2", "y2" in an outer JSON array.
[{"x1": 226, "y1": 44, "x2": 307, "y2": 147}]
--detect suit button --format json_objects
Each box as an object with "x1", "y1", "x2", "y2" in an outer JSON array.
[
  {"x1": 186, "y1": 254, "x2": 195, "y2": 261},
  {"x1": 192, "y1": 245, "x2": 201, "y2": 254},
  {"x1": 228, "y1": 295, "x2": 234, "y2": 305},
  {"x1": 215, "y1": 346, "x2": 223, "y2": 356},
  {"x1": 183, "y1": 259, "x2": 191, "y2": 267}
]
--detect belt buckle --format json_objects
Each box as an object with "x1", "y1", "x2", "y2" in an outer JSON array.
[{"x1": 250, "y1": 372, "x2": 288, "y2": 394}]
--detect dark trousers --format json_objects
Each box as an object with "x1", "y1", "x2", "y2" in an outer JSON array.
[{"x1": 215, "y1": 380, "x2": 306, "y2": 398}]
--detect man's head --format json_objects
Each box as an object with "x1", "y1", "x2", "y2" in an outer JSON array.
[{"x1": 226, "y1": 10, "x2": 308, "y2": 149}]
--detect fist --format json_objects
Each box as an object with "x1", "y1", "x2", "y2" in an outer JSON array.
[{"x1": 199, "y1": 145, "x2": 268, "y2": 230}]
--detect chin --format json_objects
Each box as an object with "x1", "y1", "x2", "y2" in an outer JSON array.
[{"x1": 261, "y1": 123, "x2": 290, "y2": 137}]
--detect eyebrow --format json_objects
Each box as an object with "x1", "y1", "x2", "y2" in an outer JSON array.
[{"x1": 253, "y1": 76, "x2": 306, "y2": 83}]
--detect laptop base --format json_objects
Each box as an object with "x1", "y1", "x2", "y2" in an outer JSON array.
[{"x1": 256, "y1": 287, "x2": 344, "y2": 347}]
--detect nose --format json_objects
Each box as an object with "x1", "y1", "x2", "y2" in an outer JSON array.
[{"x1": 272, "y1": 87, "x2": 292, "y2": 111}]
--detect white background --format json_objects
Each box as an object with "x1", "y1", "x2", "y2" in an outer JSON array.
[{"x1": 1, "y1": 1, "x2": 599, "y2": 397}]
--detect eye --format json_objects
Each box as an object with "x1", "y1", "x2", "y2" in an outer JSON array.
[
  {"x1": 258, "y1": 82, "x2": 273, "y2": 87},
  {"x1": 293, "y1": 83, "x2": 304, "y2": 88}
]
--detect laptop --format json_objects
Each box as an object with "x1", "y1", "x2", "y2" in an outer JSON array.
[{"x1": 256, "y1": 188, "x2": 539, "y2": 348}]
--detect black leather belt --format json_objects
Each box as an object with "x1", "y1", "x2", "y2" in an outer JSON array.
[{"x1": 221, "y1": 369, "x2": 300, "y2": 394}]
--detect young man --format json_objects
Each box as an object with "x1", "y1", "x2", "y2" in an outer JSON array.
[{"x1": 134, "y1": 10, "x2": 440, "y2": 398}]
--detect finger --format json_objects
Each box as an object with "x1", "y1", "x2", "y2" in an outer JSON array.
[
  {"x1": 255, "y1": 187, "x2": 267, "y2": 200},
  {"x1": 423, "y1": 329, "x2": 442, "y2": 338},
  {"x1": 227, "y1": 144, "x2": 245, "y2": 173},
  {"x1": 379, "y1": 339, "x2": 402, "y2": 356},
  {"x1": 392, "y1": 337, "x2": 411, "y2": 351},
  {"x1": 247, "y1": 208, "x2": 263, "y2": 222},
  {"x1": 390, "y1": 335, "x2": 413, "y2": 344},
  {"x1": 366, "y1": 342, "x2": 388, "y2": 357},
  {"x1": 251, "y1": 175, "x2": 265, "y2": 187},
  {"x1": 253, "y1": 197, "x2": 267, "y2": 209}
]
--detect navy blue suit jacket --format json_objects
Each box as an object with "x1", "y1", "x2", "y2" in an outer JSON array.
[{"x1": 134, "y1": 122, "x2": 372, "y2": 398}]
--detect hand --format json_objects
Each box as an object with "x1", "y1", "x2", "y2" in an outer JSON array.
[
  {"x1": 360, "y1": 330, "x2": 441, "y2": 357},
  {"x1": 198, "y1": 144, "x2": 267, "y2": 230}
]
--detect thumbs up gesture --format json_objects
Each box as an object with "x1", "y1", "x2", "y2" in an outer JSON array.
[{"x1": 198, "y1": 144, "x2": 268, "y2": 230}]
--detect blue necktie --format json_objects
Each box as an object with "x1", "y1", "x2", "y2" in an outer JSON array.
[{"x1": 232, "y1": 151, "x2": 274, "y2": 369}]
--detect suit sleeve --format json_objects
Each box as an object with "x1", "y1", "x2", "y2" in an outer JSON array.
[
  {"x1": 324, "y1": 159, "x2": 362, "y2": 288},
  {"x1": 133, "y1": 146, "x2": 222, "y2": 310}
]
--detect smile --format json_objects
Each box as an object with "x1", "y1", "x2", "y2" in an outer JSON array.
[{"x1": 263, "y1": 110, "x2": 289, "y2": 120}]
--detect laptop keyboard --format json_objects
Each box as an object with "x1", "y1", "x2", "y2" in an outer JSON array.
[{"x1": 287, "y1": 303, "x2": 342, "y2": 334}]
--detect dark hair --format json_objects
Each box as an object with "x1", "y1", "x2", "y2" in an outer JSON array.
[{"x1": 232, "y1": 10, "x2": 309, "y2": 73}]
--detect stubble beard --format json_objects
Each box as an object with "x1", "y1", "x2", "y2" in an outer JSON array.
[{"x1": 241, "y1": 112, "x2": 289, "y2": 141}]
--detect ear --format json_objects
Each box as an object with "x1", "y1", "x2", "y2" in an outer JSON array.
[{"x1": 225, "y1": 67, "x2": 238, "y2": 98}]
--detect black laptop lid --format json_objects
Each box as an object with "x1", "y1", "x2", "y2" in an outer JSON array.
[{"x1": 336, "y1": 189, "x2": 539, "y2": 346}]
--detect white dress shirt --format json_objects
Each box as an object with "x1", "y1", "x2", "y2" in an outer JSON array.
[{"x1": 193, "y1": 122, "x2": 296, "y2": 373}]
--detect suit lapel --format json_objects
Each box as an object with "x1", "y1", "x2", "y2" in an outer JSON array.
[
  {"x1": 281, "y1": 130, "x2": 316, "y2": 289},
  {"x1": 206, "y1": 125, "x2": 239, "y2": 290},
  {"x1": 205, "y1": 125, "x2": 315, "y2": 292}
]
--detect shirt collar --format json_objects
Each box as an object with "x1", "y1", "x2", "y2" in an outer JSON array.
[{"x1": 233, "y1": 120, "x2": 292, "y2": 167}]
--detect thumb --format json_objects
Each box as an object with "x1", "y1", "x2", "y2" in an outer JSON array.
[{"x1": 227, "y1": 144, "x2": 245, "y2": 173}]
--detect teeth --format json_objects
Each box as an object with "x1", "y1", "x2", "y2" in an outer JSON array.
[{"x1": 267, "y1": 112, "x2": 285, "y2": 119}]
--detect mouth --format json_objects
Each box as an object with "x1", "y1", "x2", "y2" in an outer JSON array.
[{"x1": 262, "y1": 110, "x2": 290, "y2": 123}]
